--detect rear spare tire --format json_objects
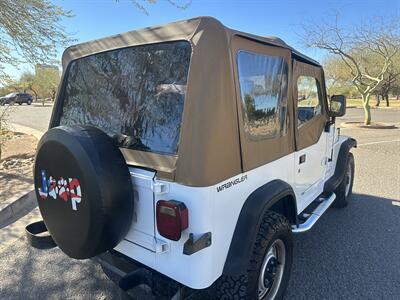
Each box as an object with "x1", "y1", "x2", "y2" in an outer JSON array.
[{"x1": 33, "y1": 125, "x2": 134, "y2": 259}]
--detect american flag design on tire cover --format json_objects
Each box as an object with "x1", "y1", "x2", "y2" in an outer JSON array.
[{"x1": 37, "y1": 170, "x2": 82, "y2": 211}]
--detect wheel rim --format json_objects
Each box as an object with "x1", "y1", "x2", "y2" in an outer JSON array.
[
  {"x1": 258, "y1": 239, "x2": 286, "y2": 299},
  {"x1": 344, "y1": 162, "x2": 352, "y2": 197}
]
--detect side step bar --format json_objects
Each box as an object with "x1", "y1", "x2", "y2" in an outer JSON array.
[{"x1": 291, "y1": 193, "x2": 336, "y2": 233}]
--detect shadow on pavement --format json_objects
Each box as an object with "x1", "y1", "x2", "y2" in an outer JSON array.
[
  {"x1": 285, "y1": 193, "x2": 400, "y2": 299},
  {"x1": 0, "y1": 236, "x2": 121, "y2": 299}
]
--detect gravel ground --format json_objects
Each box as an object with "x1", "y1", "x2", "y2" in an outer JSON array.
[
  {"x1": 0, "y1": 132, "x2": 37, "y2": 203},
  {"x1": 0, "y1": 108, "x2": 399, "y2": 299}
]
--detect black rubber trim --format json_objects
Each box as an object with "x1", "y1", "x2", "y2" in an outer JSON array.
[
  {"x1": 223, "y1": 179, "x2": 296, "y2": 275},
  {"x1": 96, "y1": 251, "x2": 190, "y2": 296},
  {"x1": 25, "y1": 220, "x2": 57, "y2": 250},
  {"x1": 323, "y1": 138, "x2": 357, "y2": 194}
]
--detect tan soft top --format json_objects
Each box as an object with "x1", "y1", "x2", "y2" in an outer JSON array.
[
  {"x1": 53, "y1": 17, "x2": 322, "y2": 187},
  {"x1": 62, "y1": 17, "x2": 319, "y2": 68}
]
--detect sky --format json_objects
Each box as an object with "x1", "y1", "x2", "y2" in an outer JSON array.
[{"x1": 5, "y1": 0, "x2": 400, "y2": 79}]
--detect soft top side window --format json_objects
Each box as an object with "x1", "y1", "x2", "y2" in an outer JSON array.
[
  {"x1": 237, "y1": 51, "x2": 289, "y2": 140},
  {"x1": 297, "y1": 76, "x2": 322, "y2": 126}
]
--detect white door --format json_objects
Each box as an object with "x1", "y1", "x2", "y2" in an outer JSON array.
[
  {"x1": 293, "y1": 61, "x2": 329, "y2": 210},
  {"x1": 294, "y1": 134, "x2": 327, "y2": 200}
]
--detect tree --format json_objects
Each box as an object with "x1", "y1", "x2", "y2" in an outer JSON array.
[
  {"x1": 34, "y1": 65, "x2": 61, "y2": 102},
  {"x1": 19, "y1": 72, "x2": 38, "y2": 100},
  {"x1": 323, "y1": 56, "x2": 358, "y2": 98},
  {"x1": 117, "y1": 0, "x2": 191, "y2": 15},
  {"x1": 301, "y1": 15, "x2": 400, "y2": 125},
  {"x1": 5, "y1": 66, "x2": 61, "y2": 103},
  {"x1": 374, "y1": 53, "x2": 400, "y2": 106},
  {"x1": 0, "y1": 0, "x2": 73, "y2": 85},
  {"x1": 0, "y1": 104, "x2": 14, "y2": 160}
]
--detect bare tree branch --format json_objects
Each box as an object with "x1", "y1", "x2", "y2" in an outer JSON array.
[
  {"x1": 115, "y1": 0, "x2": 192, "y2": 15},
  {"x1": 0, "y1": 0, "x2": 74, "y2": 84},
  {"x1": 300, "y1": 13, "x2": 400, "y2": 124}
]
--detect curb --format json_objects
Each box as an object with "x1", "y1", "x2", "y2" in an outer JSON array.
[
  {"x1": 340, "y1": 122, "x2": 397, "y2": 129},
  {"x1": 9, "y1": 123, "x2": 44, "y2": 140},
  {"x1": 0, "y1": 190, "x2": 38, "y2": 229},
  {"x1": 346, "y1": 106, "x2": 400, "y2": 110}
]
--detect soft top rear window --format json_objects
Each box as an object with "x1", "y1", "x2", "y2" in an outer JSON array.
[{"x1": 58, "y1": 41, "x2": 191, "y2": 155}]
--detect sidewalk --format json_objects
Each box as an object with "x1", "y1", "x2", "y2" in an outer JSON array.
[
  {"x1": 0, "y1": 207, "x2": 41, "y2": 252},
  {"x1": 0, "y1": 191, "x2": 37, "y2": 229}
]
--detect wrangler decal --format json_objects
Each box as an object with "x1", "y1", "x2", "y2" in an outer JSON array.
[{"x1": 217, "y1": 175, "x2": 247, "y2": 192}]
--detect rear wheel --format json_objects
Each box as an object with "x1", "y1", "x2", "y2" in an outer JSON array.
[
  {"x1": 27, "y1": 99, "x2": 32, "y2": 105},
  {"x1": 215, "y1": 211, "x2": 293, "y2": 300},
  {"x1": 332, "y1": 153, "x2": 354, "y2": 209}
]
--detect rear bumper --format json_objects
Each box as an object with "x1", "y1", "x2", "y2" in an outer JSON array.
[
  {"x1": 94, "y1": 250, "x2": 139, "y2": 279},
  {"x1": 94, "y1": 250, "x2": 206, "y2": 299}
]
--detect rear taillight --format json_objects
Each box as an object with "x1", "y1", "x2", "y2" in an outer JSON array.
[{"x1": 156, "y1": 200, "x2": 188, "y2": 241}]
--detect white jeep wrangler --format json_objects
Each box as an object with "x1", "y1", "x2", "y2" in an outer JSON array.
[{"x1": 27, "y1": 17, "x2": 356, "y2": 300}]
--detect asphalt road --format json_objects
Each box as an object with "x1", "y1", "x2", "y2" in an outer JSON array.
[
  {"x1": 339, "y1": 107, "x2": 400, "y2": 125},
  {"x1": 8, "y1": 102, "x2": 53, "y2": 132},
  {"x1": 285, "y1": 126, "x2": 400, "y2": 299},
  {"x1": 1, "y1": 107, "x2": 399, "y2": 299},
  {"x1": 7, "y1": 104, "x2": 400, "y2": 134}
]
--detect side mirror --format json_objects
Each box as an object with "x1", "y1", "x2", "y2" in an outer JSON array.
[{"x1": 329, "y1": 95, "x2": 346, "y2": 117}]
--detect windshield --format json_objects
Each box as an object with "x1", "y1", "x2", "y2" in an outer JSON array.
[
  {"x1": 5, "y1": 93, "x2": 16, "y2": 97},
  {"x1": 59, "y1": 41, "x2": 191, "y2": 155}
]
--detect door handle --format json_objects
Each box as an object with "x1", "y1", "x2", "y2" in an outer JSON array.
[{"x1": 299, "y1": 154, "x2": 306, "y2": 164}]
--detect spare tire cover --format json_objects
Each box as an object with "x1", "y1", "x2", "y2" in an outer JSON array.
[{"x1": 34, "y1": 125, "x2": 134, "y2": 259}]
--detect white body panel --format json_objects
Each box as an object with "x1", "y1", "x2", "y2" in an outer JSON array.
[
  {"x1": 123, "y1": 168, "x2": 157, "y2": 252},
  {"x1": 294, "y1": 131, "x2": 328, "y2": 213},
  {"x1": 114, "y1": 130, "x2": 348, "y2": 289}
]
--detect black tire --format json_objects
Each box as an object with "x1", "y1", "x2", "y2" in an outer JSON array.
[
  {"x1": 27, "y1": 100, "x2": 32, "y2": 105},
  {"x1": 215, "y1": 211, "x2": 293, "y2": 300},
  {"x1": 332, "y1": 152, "x2": 355, "y2": 209}
]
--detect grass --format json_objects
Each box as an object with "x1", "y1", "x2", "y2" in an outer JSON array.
[{"x1": 346, "y1": 98, "x2": 400, "y2": 108}]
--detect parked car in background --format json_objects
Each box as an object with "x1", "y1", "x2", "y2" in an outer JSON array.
[{"x1": 0, "y1": 92, "x2": 33, "y2": 105}]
